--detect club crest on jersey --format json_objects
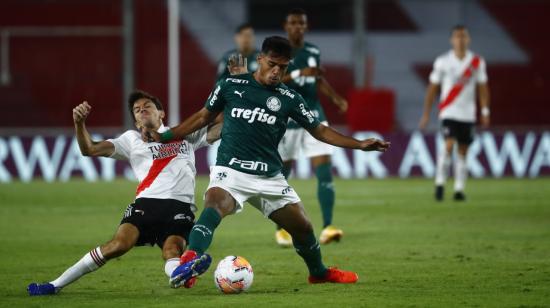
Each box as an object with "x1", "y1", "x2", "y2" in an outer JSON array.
[{"x1": 266, "y1": 96, "x2": 281, "y2": 112}]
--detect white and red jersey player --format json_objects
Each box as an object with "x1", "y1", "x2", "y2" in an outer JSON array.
[
  {"x1": 107, "y1": 125, "x2": 208, "y2": 208},
  {"x1": 429, "y1": 49, "x2": 488, "y2": 123},
  {"x1": 419, "y1": 25, "x2": 491, "y2": 202}
]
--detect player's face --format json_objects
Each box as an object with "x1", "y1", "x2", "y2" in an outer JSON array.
[
  {"x1": 132, "y1": 98, "x2": 164, "y2": 130},
  {"x1": 256, "y1": 53, "x2": 290, "y2": 86},
  {"x1": 450, "y1": 29, "x2": 470, "y2": 52},
  {"x1": 285, "y1": 14, "x2": 307, "y2": 41},
  {"x1": 235, "y1": 28, "x2": 255, "y2": 52}
]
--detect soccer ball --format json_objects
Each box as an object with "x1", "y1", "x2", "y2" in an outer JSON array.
[{"x1": 214, "y1": 256, "x2": 254, "y2": 294}]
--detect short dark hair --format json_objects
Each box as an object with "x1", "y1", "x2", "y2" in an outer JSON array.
[
  {"x1": 128, "y1": 90, "x2": 163, "y2": 121},
  {"x1": 261, "y1": 36, "x2": 292, "y2": 60},
  {"x1": 287, "y1": 8, "x2": 307, "y2": 17},
  {"x1": 235, "y1": 22, "x2": 253, "y2": 34},
  {"x1": 451, "y1": 24, "x2": 467, "y2": 35}
]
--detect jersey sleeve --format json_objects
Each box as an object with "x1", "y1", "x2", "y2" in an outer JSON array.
[
  {"x1": 106, "y1": 130, "x2": 135, "y2": 160},
  {"x1": 185, "y1": 127, "x2": 209, "y2": 150},
  {"x1": 204, "y1": 80, "x2": 227, "y2": 113},
  {"x1": 429, "y1": 57, "x2": 444, "y2": 84},
  {"x1": 288, "y1": 95, "x2": 321, "y2": 130},
  {"x1": 477, "y1": 57, "x2": 488, "y2": 83}
]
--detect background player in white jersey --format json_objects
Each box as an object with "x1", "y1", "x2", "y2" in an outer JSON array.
[
  {"x1": 419, "y1": 25, "x2": 490, "y2": 201},
  {"x1": 276, "y1": 8, "x2": 349, "y2": 247},
  {"x1": 27, "y1": 91, "x2": 220, "y2": 295}
]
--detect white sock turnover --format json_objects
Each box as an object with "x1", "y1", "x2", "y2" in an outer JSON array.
[{"x1": 165, "y1": 258, "x2": 180, "y2": 278}]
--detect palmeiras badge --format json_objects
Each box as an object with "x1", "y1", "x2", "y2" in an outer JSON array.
[{"x1": 266, "y1": 96, "x2": 281, "y2": 112}]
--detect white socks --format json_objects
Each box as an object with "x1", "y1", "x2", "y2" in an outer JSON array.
[
  {"x1": 435, "y1": 151, "x2": 468, "y2": 192},
  {"x1": 164, "y1": 258, "x2": 180, "y2": 277},
  {"x1": 454, "y1": 155, "x2": 467, "y2": 192},
  {"x1": 435, "y1": 151, "x2": 451, "y2": 186},
  {"x1": 50, "y1": 247, "x2": 106, "y2": 289}
]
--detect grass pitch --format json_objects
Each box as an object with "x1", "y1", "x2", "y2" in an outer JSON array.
[{"x1": 1, "y1": 177, "x2": 549, "y2": 307}]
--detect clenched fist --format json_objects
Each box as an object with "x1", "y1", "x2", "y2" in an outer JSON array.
[{"x1": 73, "y1": 101, "x2": 92, "y2": 124}]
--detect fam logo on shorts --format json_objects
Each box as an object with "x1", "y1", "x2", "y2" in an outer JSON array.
[{"x1": 266, "y1": 96, "x2": 281, "y2": 112}]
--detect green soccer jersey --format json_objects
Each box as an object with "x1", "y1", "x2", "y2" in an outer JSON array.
[
  {"x1": 286, "y1": 41, "x2": 325, "y2": 128},
  {"x1": 205, "y1": 73, "x2": 321, "y2": 177},
  {"x1": 216, "y1": 49, "x2": 261, "y2": 81}
]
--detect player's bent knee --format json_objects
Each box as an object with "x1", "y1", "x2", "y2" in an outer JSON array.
[{"x1": 205, "y1": 187, "x2": 236, "y2": 217}]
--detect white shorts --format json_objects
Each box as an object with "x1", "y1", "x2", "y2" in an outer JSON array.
[
  {"x1": 206, "y1": 166, "x2": 301, "y2": 217},
  {"x1": 278, "y1": 121, "x2": 334, "y2": 161}
]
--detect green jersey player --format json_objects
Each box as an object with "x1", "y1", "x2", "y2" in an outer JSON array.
[
  {"x1": 276, "y1": 8, "x2": 350, "y2": 247},
  {"x1": 145, "y1": 36, "x2": 389, "y2": 287},
  {"x1": 216, "y1": 23, "x2": 260, "y2": 81}
]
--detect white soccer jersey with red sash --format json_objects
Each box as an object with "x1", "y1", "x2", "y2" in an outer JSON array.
[
  {"x1": 107, "y1": 124, "x2": 208, "y2": 206},
  {"x1": 430, "y1": 50, "x2": 488, "y2": 122}
]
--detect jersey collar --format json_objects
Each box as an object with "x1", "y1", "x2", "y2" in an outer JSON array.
[{"x1": 450, "y1": 49, "x2": 472, "y2": 62}]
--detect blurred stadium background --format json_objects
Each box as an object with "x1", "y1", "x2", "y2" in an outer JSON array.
[
  {"x1": 0, "y1": 0, "x2": 549, "y2": 181},
  {"x1": 1, "y1": 1, "x2": 550, "y2": 306}
]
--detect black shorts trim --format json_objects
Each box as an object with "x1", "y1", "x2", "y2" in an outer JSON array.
[
  {"x1": 120, "y1": 198, "x2": 195, "y2": 248},
  {"x1": 441, "y1": 119, "x2": 475, "y2": 145}
]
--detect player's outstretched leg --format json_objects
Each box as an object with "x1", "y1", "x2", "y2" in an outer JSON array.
[
  {"x1": 270, "y1": 202, "x2": 358, "y2": 284},
  {"x1": 28, "y1": 246, "x2": 108, "y2": 296},
  {"x1": 28, "y1": 224, "x2": 138, "y2": 296},
  {"x1": 170, "y1": 187, "x2": 235, "y2": 288}
]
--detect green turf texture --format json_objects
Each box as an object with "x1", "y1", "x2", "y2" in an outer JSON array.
[{"x1": 1, "y1": 177, "x2": 549, "y2": 307}]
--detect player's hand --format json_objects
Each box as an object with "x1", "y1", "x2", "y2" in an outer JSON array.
[
  {"x1": 418, "y1": 114, "x2": 429, "y2": 130},
  {"x1": 481, "y1": 115, "x2": 490, "y2": 129},
  {"x1": 140, "y1": 127, "x2": 161, "y2": 143},
  {"x1": 359, "y1": 138, "x2": 390, "y2": 152},
  {"x1": 73, "y1": 101, "x2": 92, "y2": 124},
  {"x1": 333, "y1": 96, "x2": 348, "y2": 113},
  {"x1": 228, "y1": 54, "x2": 248, "y2": 75},
  {"x1": 301, "y1": 67, "x2": 324, "y2": 78}
]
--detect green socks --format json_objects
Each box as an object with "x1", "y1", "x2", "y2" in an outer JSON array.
[
  {"x1": 293, "y1": 232, "x2": 327, "y2": 278},
  {"x1": 315, "y1": 163, "x2": 335, "y2": 228},
  {"x1": 188, "y1": 207, "x2": 222, "y2": 254}
]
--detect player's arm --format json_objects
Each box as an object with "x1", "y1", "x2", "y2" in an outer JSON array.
[
  {"x1": 478, "y1": 82, "x2": 490, "y2": 128},
  {"x1": 73, "y1": 101, "x2": 115, "y2": 157},
  {"x1": 318, "y1": 77, "x2": 348, "y2": 113},
  {"x1": 206, "y1": 113, "x2": 224, "y2": 144},
  {"x1": 307, "y1": 124, "x2": 390, "y2": 152},
  {"x1": 144, "y1": 107, "x2": 220, "y2": 143},
  {"x1": 419, "y1": 83, "x2": 441, "y2": 130}
]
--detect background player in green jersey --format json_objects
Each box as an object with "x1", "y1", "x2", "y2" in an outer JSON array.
[
  {"x1": 145, "y1": 36, "x2": 389, "y2": 287},
  {"x1": 276, "y1": 8, "x2": 349, "y2": 247},
  {"x1": 216, "y1": 23, "x2": 260, "y2": 81}
]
